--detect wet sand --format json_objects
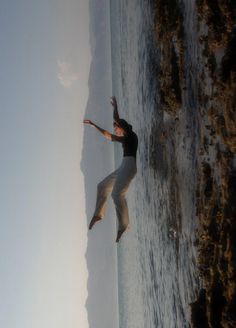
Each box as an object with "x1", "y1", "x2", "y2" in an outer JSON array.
[{"x1": 152, "y1": 1, "x2": 236, "y2": 327}]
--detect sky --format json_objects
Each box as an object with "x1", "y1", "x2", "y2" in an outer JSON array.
[{"x1": 0, "y1": 0, "x2": 91, "y2": 327}]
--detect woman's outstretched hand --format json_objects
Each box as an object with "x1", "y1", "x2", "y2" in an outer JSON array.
[
  {"x1": 110, "y1": 96, "x2": 117, "y2": 108},
  {"x1": 83, "y1": 119, "x2": 95, "y2": 127}
]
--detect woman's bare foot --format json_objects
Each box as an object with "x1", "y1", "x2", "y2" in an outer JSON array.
[
  {"x1": 116, "y1": 229, "x2": 126, "y2": 243},
  {"x1": 89, "y1": 216, "x2": 102, "y2": 230}
]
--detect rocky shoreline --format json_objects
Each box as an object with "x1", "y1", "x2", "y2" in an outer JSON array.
[
  {"x1": 153, "y1": 0, "x2": 184, "y2": 115},
  {"x1": 152, "y1": 1, "x2": 236, "y2": 327}
]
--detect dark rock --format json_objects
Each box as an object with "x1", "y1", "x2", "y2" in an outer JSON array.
[{"x1": 190, "y1": 289, "x2": 209, "y2": 328}]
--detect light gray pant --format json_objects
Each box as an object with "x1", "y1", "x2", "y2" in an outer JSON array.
[{"x1": 93, "y1": 156, "x2": 137, "y2": 231}]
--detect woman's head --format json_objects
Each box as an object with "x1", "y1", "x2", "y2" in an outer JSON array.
[
  {"x1": 113, "y1": 122, "x2": 124, "y2": 136},
  {"x1": 114, "y1": 119, "x2": 132, "y2": 135}
]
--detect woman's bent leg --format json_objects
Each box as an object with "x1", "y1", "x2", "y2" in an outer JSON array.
[
  {"x1": 90, "y1": 170, "x2": 117, "y2": 229},
  {"x1": 111, "y1": 158, "x2": 137, "y2": 241}
]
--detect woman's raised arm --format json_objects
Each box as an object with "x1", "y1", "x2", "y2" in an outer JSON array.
[
  {"x1": 110, "y1": 96, "x2": 120, "y2": 123},
  {"x1": 83, "y1": 119, "x2": 112, "y2": 140},
  {"x1": 83, "y1": 119, "x2": 124, "y2": 143}
]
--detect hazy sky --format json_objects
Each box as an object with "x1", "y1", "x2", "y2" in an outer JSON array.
[{"x1": 0, "y1": 0, "x2": 91, "y2": 327}]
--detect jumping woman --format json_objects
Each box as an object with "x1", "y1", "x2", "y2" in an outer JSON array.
[{"x1": 83, "y1": 96, "x2": 138, "y2": 242}]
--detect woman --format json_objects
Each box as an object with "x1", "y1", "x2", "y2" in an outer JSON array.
[{"x1": 83, "y1": 96, "x2": 138, "y2": 242}]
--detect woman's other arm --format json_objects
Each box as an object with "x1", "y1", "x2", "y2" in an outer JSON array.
[
  {"x1": 110, "y1": 96, "x2": 120, "y2": 123},
  {"x1": 83, "y1": 119, "x2": 123, "y2": 142}
]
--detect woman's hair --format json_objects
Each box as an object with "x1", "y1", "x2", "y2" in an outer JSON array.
[{"x1": 116, "y1": 119, "x2": 133, "y2": 132}]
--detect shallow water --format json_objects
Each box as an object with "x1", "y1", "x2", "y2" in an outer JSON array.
[{"x1": 110, "y1": 0, "x2": 200, "y2": 327}]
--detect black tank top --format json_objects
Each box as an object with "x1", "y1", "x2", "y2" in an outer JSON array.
[{"x1": 112, "y1": 131, "x2": 138, "y2": 158}]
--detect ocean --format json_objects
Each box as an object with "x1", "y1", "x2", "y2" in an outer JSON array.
[{"x1": 110, "y1": 0, "x2": 200, "y2": 327}]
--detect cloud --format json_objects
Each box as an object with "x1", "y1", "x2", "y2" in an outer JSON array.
[{"x1": 57, "y1": 60, "x2": 79, "y2": 88}]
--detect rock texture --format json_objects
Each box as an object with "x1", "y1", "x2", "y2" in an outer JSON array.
[
  {"x1": 153, "y1": 0, "x2": 184, "y2": 115},
  {"x1": 153, "y1": 0, "x2": 236, "y2": 327},
  {"x1": 192, "y1": 2, "x2": 236, "y2": 327}
]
